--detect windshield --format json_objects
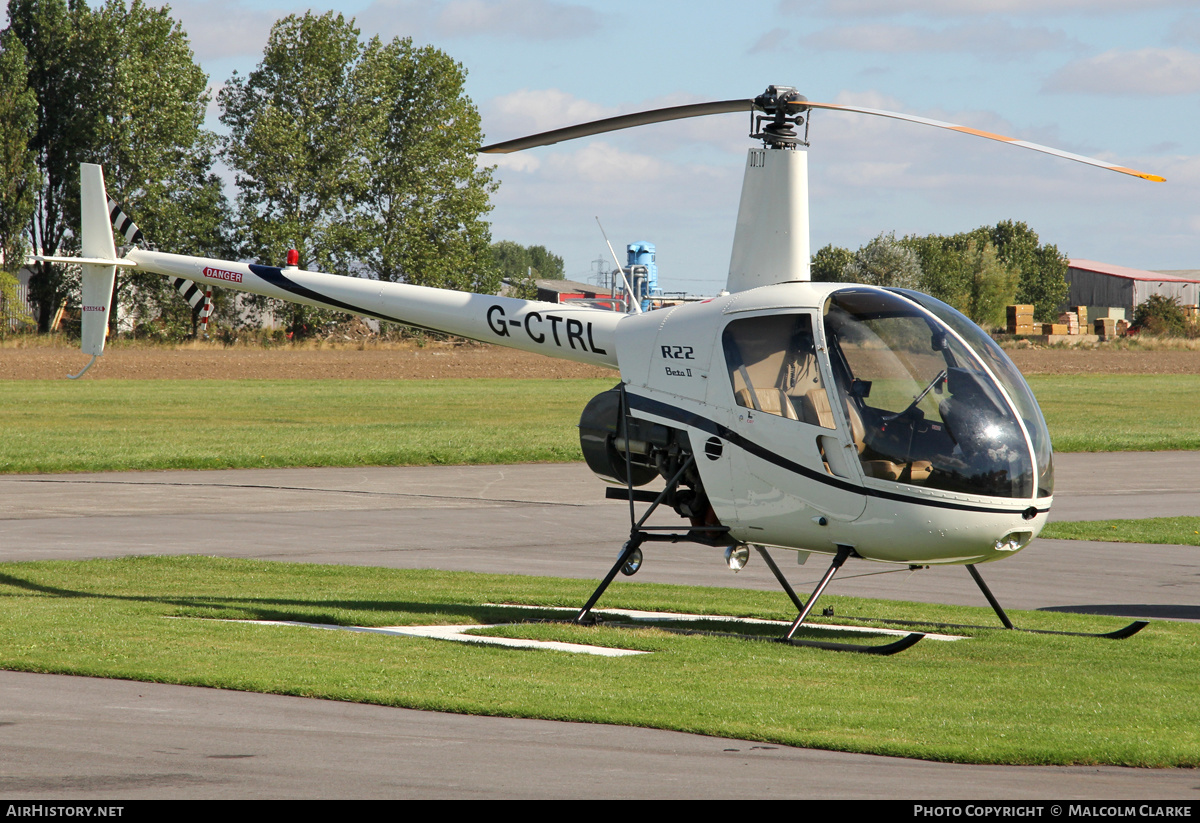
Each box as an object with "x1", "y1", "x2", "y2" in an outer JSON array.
[
  {"x1": 824, "y1": 289, "x2": 1036, "y2": 499},
  {"x1": 890, "y1": 289, "x2": 1053, "y2": 497}
]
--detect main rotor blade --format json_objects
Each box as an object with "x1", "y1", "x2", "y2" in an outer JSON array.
[
  {"x1": 480, "y1": 99, "x2": 756, "y2": 154},
  {"x1": 802, "y1": 101, "x2": 1166, "y2": 182}
]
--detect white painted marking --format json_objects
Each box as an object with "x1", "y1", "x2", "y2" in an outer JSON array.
[
  {"x1": 212, "y1": 618, "x2": 648, "y2": 657},
  {"x1": 485, "y1": 605, "x2": 967, "y2": 642}
]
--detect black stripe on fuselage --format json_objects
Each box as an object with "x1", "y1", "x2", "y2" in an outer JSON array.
[
  {"x1": 246, "y1": 264, "x2": 484, "y2": 340},
  {"x1": 626, "y1": 392, "x2": 1050, "y2": 517}
]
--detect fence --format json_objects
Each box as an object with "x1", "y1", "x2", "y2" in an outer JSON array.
[{"x1": 2, "y1": 282, "x2": 35, "y2": 330}]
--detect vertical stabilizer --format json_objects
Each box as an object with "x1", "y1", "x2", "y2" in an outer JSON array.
[
  {"x1": 78, "y1": 164, "x2": 117, "y2": 359},
  {"x1": 726, "y1": 147, "x2": 810, "y2": 293}
]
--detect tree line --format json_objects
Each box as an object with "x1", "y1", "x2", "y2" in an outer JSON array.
[
  {"x1": 0, "y1": 1, "x2": 500, "y2": 336},
  {"x1": 811, "y1": 221, "x2": 1070, "y2": 326}
]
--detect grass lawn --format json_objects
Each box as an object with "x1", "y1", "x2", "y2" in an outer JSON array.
[
  {"x1": 1, "y1": 556, "x2": 1196, "y2": 767},
  {"x1": 1026, "y1": 374, "x2": 1200, "y2": 452},
  {"x1": 1042, "y1": 516, "x2": 1200, "y2": 547},
  {"x1": 3, "y1": 374, "x2": 1200, "y2": 473},
  {"x1": 0, "y1": 378, "x2": 612, "y2": 473}
]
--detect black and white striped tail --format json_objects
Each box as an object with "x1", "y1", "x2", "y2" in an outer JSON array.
[
  {"x1": 171, "y1": 277, "x2": 214, "y2": 331},
  {"x1": 107, "y1": 198, "x2": 143, "y2": 246},
  {"x1": 171, "y1": 277, "x2": 207, "y2": 311},
  {"x1": 108, "y1": 196, "x2": 212, "y2": 334}
]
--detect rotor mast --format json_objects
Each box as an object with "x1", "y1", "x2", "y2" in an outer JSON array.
[{"x1": 726, "y1": 86, "x2": 811, "y2": 294}]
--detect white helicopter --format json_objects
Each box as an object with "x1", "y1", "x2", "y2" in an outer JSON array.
[{"x1": 43, "y1": 86, "x2": 1161, "y2": 652}]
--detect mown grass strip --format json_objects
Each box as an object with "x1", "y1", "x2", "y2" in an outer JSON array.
[
  {"x1": 0, "y1": 378, "x2": 612, "y2": 473},
  {"x1": 1026, "y1": 374, "x2": 1200, "y2": 452},
  {"x1": 1, "y1": 556, "x2": 1196, "y2": 767},
  {"x1": 1042, "y1": 516, "x2": 1200, "y2": 547},
  {"x1": 3, "y1": 374, "x2": 1200, "y2": 474}
]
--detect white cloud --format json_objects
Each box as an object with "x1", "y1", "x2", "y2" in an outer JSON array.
[
  {"x1": 168, "y1": 0, "x2": 283, "y2": 62},
  {"x1": 483, "y1": 89, "x2": 617, "y2": 140},
  {"x1": 1169, "y1": 15, "x2": 1200, "y2": 47},
  {"x1": 785, "y1": 0, "x2": 1195, "y2": 16},
  {"x1": 747, "y1": 27, "x2": 792, "y2": 54},
  {"x1": 482, "y1": 153, "x2": 542, "y2": 173},
  {"x1": 437, "y1": 0, "x2": 601, "y2": 38},
  {"x1": 802, "y1": 21, "x2": 1077, "y2": 57},
  {"x1": 359, "y1": 0, "x2": 602, "y2": 41},
  {"x1": 1044, "y1": 48, "x2": 1200, "y2": 95},
  {"x1": 548, "y1": 142, "x2": 667, "y2": 184}
]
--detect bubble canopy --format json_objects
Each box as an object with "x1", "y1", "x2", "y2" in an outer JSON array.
[{"x1": 820, "y1": 288, "x2": 1050, "y2": 500}]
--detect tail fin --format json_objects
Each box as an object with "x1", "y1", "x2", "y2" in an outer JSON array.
[{"x1": 76, "y1": 164, "x2": 118, "y2": 369}]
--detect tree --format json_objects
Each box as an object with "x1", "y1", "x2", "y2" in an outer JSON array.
[
  {"x1": 220, "y1": 12, "x2": 497, "y2": 336},
  {"x1": 983, "y1": 220, "x2": 1068, "y2": 322},
  {"x1": 219, "y1": 11, "x2": 364, "y2": 337},
  {"x1": 5, "y1": 0, "x2": 91, "y2": 330},
  {"x1": 1133, "y1": 294, "x2": 1190, "y2": 337},
  {"x1": 89, "y1": 0, "x2": 230, "y2": 337},
  {"x1": 3, "y1": 0, "x2": 227, "y2": 333},
  {"x1": 490, "y1": 241, "x2": 564, "y2": 299},
  {"x1": 843, "y1": 232, "x2": 923, "y2": 290},
  {"x1": 962, "y1": 240, "x2": 1019, "y2": 329},
  {"x1": 810, "y1": 243, "x2": 853, "y2": 283},
  {"x1": 901, "y1": 222, "x2": 1066, "y2": 324},
  {"x1": 0, "y1": 29, "x2": 36, "y2": 274},
  {"x1": 355, "y1": 35, "x2": 497, "y2": 293},
  {"x1": 900, "y1": 233, "x2": 969, "y2": 308}
]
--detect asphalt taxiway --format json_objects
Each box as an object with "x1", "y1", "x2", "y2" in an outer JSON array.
[{"x1": 1, "y1": 453, "x2": 1198, "y2": 798}]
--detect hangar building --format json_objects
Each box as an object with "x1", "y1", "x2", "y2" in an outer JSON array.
[{"x1": 1066, "y1": 260, "x2": 1200, "y2": 318}]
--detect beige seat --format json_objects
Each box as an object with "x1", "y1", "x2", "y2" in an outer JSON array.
[
  {"x1": 839, "y1": 392, "x2": 905, "y2": 481},
  {"x1": 735, "y1": 387, "x2": 799, "y2": 420},
  {"x1": 800, "y1": 387, "x2": 836, "y2": 429}
]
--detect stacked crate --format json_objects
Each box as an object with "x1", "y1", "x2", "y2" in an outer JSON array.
[
  {"x1": 1006, "y1": 304, "x2": 1035, "y2": 335},
  {"x1": 1057, "y1": 311, "x2": 1080, "y2": 335},
  {"x1": 1092, "y1": 307, "x2": 1125, "y2": 340},
  {"x1": 1074, "y1": 306, "x2": 1088, "y2": 333}
]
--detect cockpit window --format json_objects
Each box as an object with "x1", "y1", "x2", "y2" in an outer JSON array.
[
  {"x1": 824, "y1": 289, "x2": 1036, "y2": 499},
  {"x1": 723, "y1": 313, "x2": 834, "y2": 428}
]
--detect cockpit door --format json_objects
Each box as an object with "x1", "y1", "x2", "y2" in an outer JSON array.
[{"x1": 709, "y1": 311, "x2": 867, "y2": 546}]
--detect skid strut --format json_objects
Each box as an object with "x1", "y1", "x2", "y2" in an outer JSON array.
[
  {"x1": 966, "y1": 563, "x2": 1014, "y2": 629},
  {"x1": 575, "y1": 385, "x2": 731, "y2": 625},
  {"x1": 783, "y1": 545, "x2": 853, "y2": 640},
  {"x1": 964, "y1": 562, "x2": 1148, "y2": 638}
]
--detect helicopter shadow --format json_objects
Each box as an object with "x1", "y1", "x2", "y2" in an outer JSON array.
[
  {"x1": 1041, "y1": 604, "x2": 1200, "y2": 622},
  {"x1": 0, "y1": 572, "x2": 566, "y2": 628}
]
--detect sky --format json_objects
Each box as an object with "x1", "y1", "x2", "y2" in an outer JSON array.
[{"x1": 32, "y1": 1, "x2": 1200, "y2": 294}]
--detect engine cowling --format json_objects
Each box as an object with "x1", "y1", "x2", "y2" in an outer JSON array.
[{"x1": 579, "y1": 386, "x2": 677, "y2": 487}]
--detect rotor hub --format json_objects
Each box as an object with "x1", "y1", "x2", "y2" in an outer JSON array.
[{"x1": 751, "y1": 85, "x2": 809, "y2": 148}]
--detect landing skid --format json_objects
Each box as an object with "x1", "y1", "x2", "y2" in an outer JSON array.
[
  {"x1": 737, "y1": 548, "x2": 1148, "y2": 644},
  {"x1": 829, "y1": 613, "x2": 1149, "y2": 640},
  {"x1": 817, "y1": 562, "x2": 1148, "y2": 640}
]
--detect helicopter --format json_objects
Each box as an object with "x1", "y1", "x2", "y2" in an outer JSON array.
[{"x1": 41, "y1": 85, "x2": 1162, "y2": 653}]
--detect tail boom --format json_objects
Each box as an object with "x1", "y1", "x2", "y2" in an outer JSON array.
[{"x1": 124, "y1": 248, "x2": 623, "y2": 369}]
